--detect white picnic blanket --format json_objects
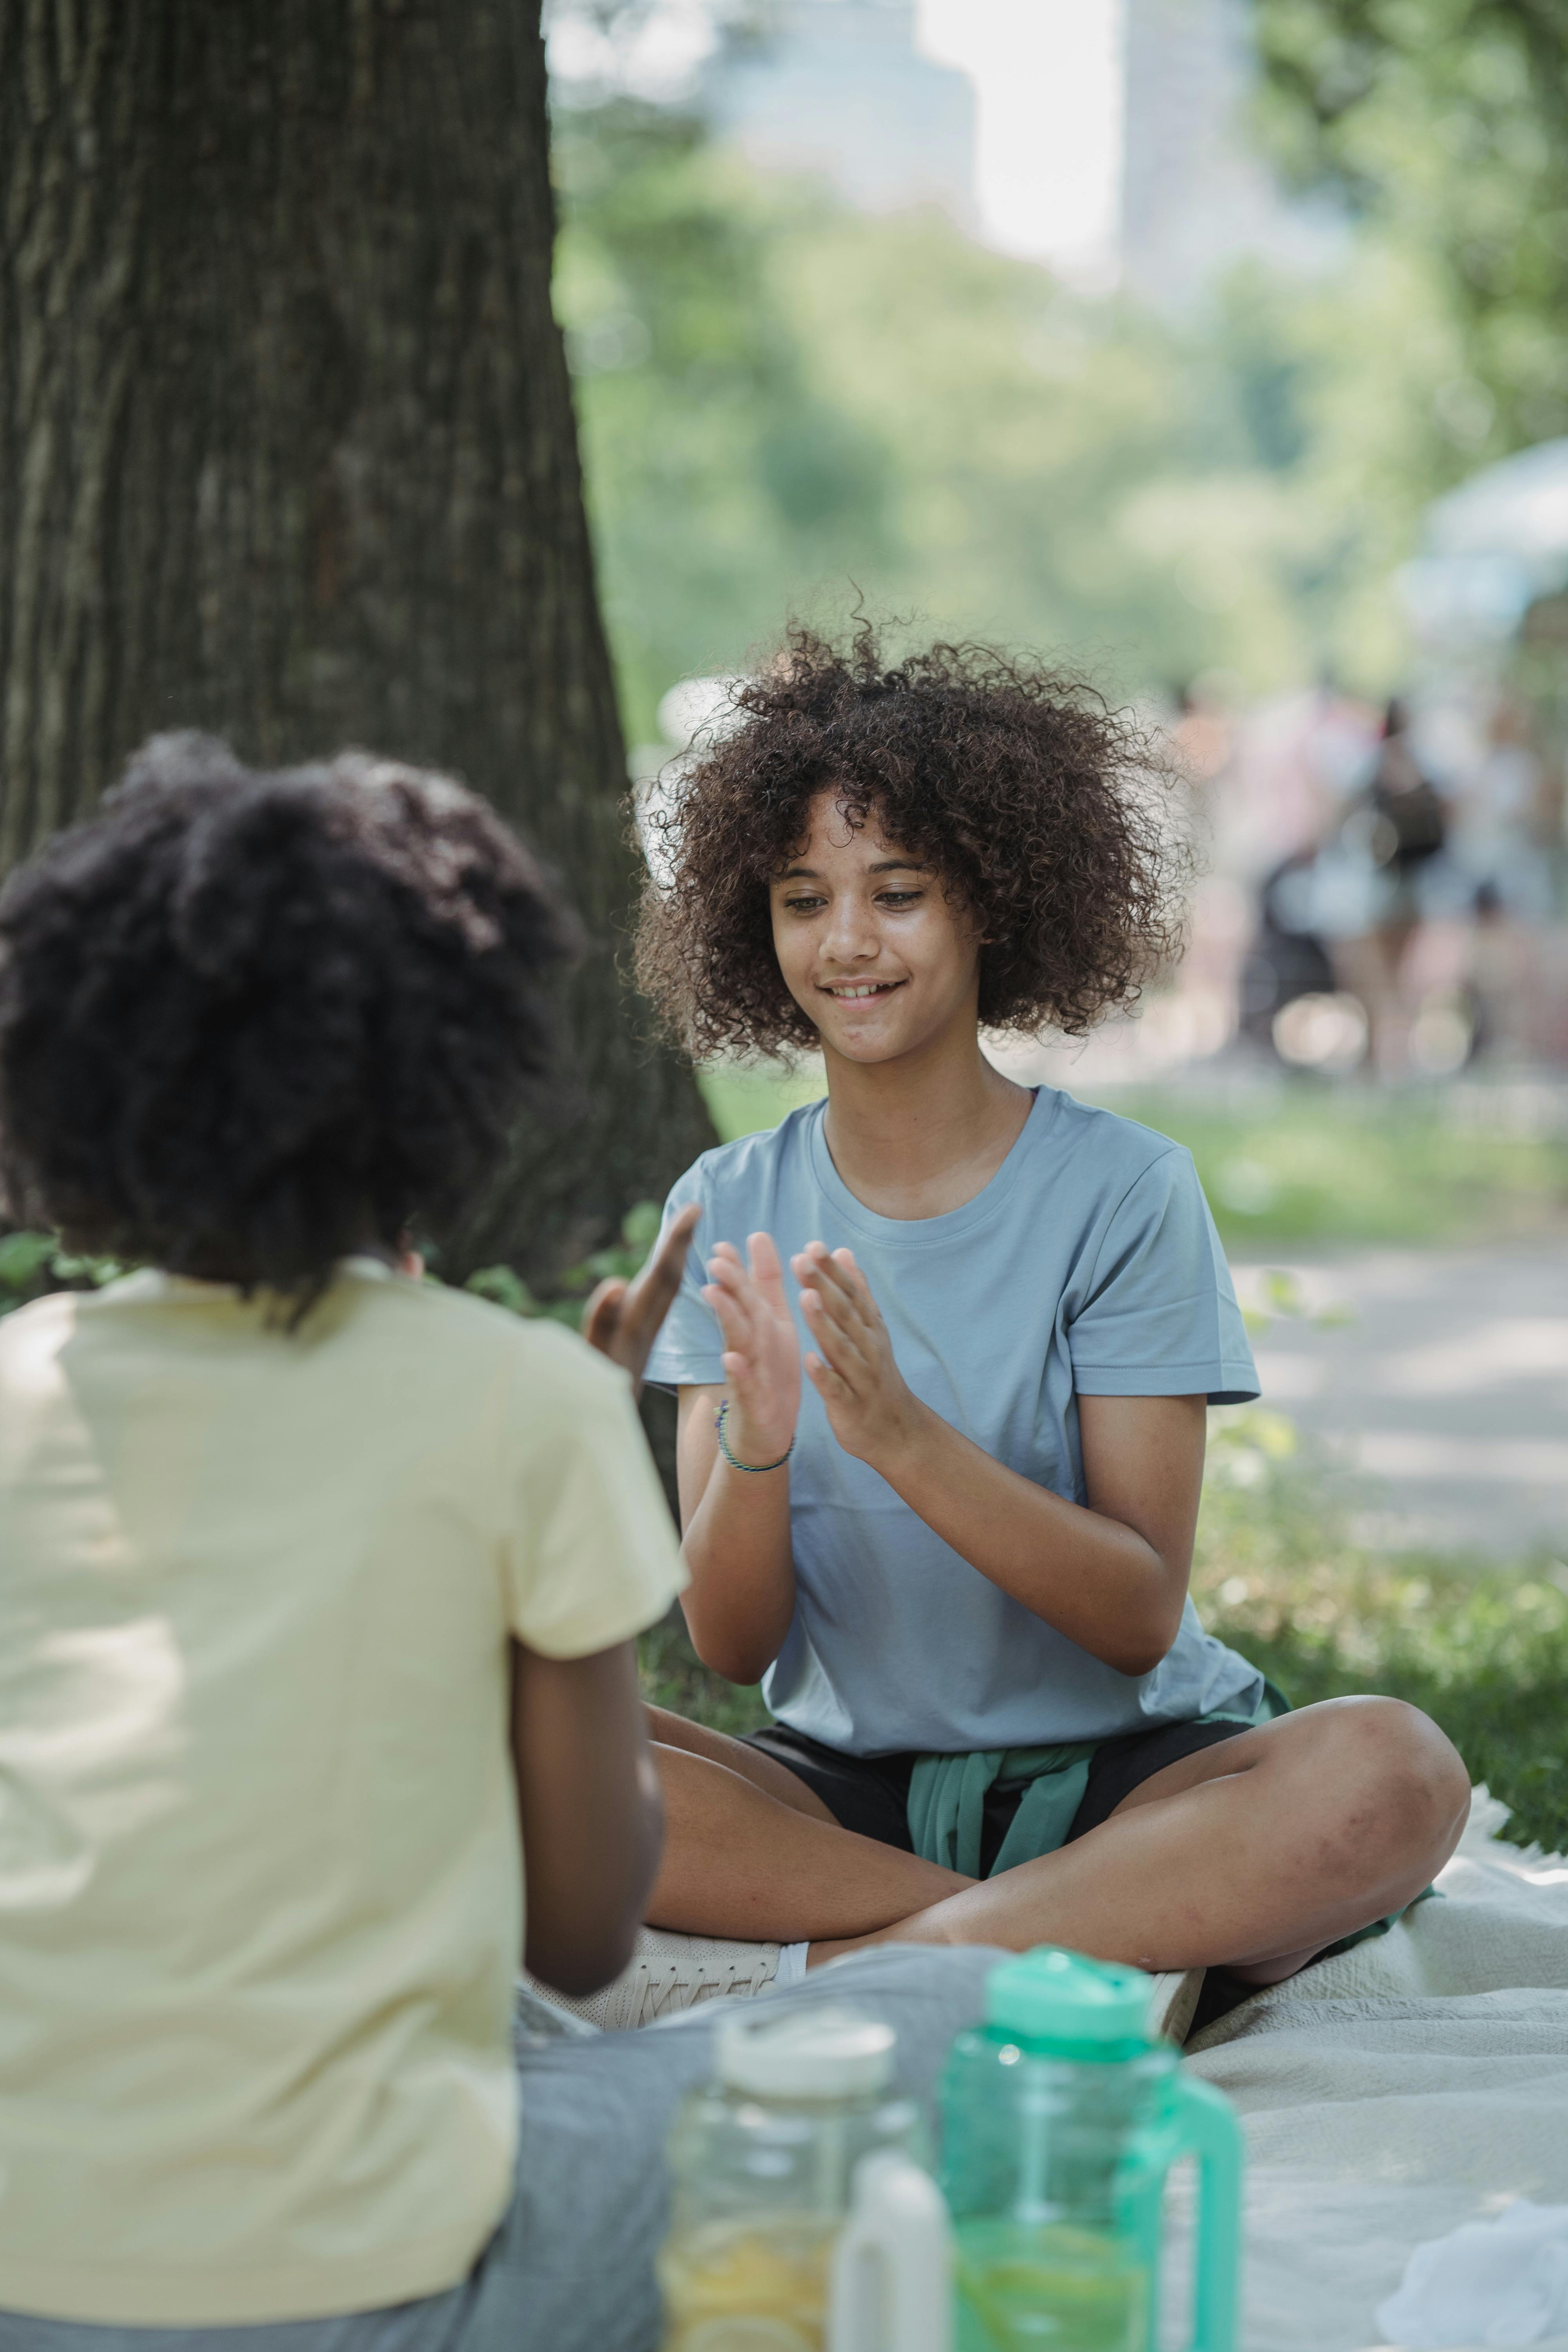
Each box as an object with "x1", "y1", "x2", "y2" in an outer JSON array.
[{"x1": 1179, "y1": 1789, "x2": 1568, "y2": 2352}]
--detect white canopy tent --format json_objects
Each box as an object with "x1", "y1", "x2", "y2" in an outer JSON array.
[{"x1": 1401, "y1": 437, "x2": 1568, "y2": 645}]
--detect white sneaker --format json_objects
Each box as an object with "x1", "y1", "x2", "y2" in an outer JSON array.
[
  {"x1": 523, "y1": 1927, "x2": 783, "y2": 2032},
  {"x1": 1147, "y1": 1966, "x2": 1205, "y2": 2046}
]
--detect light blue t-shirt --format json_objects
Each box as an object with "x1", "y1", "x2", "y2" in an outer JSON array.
[{"x1": 645, "y1": 1086, "x2": 1263, "y2": 1757}]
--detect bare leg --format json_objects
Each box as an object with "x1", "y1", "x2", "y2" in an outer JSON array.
[
  {"x1": 646, "y1": 1705, "x2": 845, "y2": 1822},
  {"x1": 642, "y1": 1696, "x2": 1467, "y2": 1980},
  {"x1": 812, "y1": 1697, "x2": 1470, "y2": 1978},
  {"x1": 644, "y1": 1715, "x2": 971, "y2": 1941}
]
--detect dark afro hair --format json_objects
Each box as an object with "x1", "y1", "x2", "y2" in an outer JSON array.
[
  {"x1": 634, "y1": 629, "x2": 1188, "y2": 1057},
  {"x1": 0, "y1": 733, "x2": 576, "y2": 1302}
]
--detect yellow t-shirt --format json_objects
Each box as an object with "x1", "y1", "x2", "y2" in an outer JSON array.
[{"x1": 0, "y1": 1261, "x2": 684, "y2": 2325}]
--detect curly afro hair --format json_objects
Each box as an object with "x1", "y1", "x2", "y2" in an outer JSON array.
[
  {"x1": 0, "y1": 733, "x2": 575, "y2": 1303},
  {"x1": 634, "y1": 630, "x2": 1188, "y2": 1058}
]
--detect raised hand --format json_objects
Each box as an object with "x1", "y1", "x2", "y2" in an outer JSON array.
[
  {"x1": 581, "y1": 1200, "x2": 701, "y2": 1396},
  {"x1": 702, "y1": 1232, "x2": 801, "y2": 1467},
  {"x1": 793, "y1": 1242, "x2": 925, "y2": 1468}
]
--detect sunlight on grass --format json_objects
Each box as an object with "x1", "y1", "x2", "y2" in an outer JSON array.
[
  {"x1": 1113, "y1": 1086, "x2": 1568, "y2": 1249},
  {"x1": 1193, "y1": 1408, "x2": 1568, "y2": 1852}
]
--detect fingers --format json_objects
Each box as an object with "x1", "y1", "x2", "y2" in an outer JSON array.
[
  {"x1": 702, "y1": 1245, "x2": 760, "y2": 1332},
  {"x1": 581, "y1": 1276, "x2": 628, "y2": 1357},
  {"x1": 619, "y1": 1201, "x2": 700, "y2": 1347},
  {"x1": 635, "y1": 1201, "x2": 699, "y2": 1312},
  {"x1": 829, "y1": 1247, "x2": 879, "y2": 1319},
  {"x1": 791, "y1": 1240, "x2": 877, "y2": 1323},
  {"x1": 803, "y1": 1350, "x2": 853, "y2": 1405},
  {"x1": 701, "y1": 1230, "x2": 881, "y2": 1397},
  {"x1": 701, "y1": 1273, "x2": 757, "y2": 1363},
  {"x1": 799, "y1": 1284, "x2": 869, "y2": 1382},
  {"x1": 790, "y1": 1238, "x2": 837, "y2": 1291},
  {"x1": 702, "y1": 1242, "x2": 784, "y2": 1369},
  {"x1": 747, "y1": 1230, "x2": 789, "y2": 1315},
  {"x1": 704, "y1": 1240, "x2": 782, "y2": 1341},
  {"x1": 793, "y1": 1244, "x2": 875, "y2": 1352}
]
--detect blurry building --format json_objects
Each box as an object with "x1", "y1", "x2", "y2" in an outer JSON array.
[
  {"x1": 706, "y1": 0, "x2": 976, "y2": 224},
  {"x1": 1119, "y1": 0, "x2": 1339, "y2": 309}
]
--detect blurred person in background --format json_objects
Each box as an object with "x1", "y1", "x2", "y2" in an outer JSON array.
[
  {"x1": 1329, "y1": 697, "x2": 1452, "y2": 1080},
  {"x1": 1170, "y1": 677, "x2": 1235, "y2": 809},
  {"x1": 1220, "y1": 679, "x2": 1381, "y2": 1068},
  {"x1": 1216, "y1": 676, "x2": 1379, "y2": 889},
  {"x1": 1164, "y1": 679, "x2": 1251, "y2": 1071},
  {"x1": 1454, "y1": 698, "x2": 1558, "y2": 1065},
  {"x1": 1235, "y1": 849, "x2": 1340, "y2": 1058}
]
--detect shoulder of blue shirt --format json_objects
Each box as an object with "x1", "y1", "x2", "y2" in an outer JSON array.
[{"x1": 661, "y1": 1087, "x2": 1204, "y2": 1215}]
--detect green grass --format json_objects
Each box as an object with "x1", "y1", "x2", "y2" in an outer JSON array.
[
  {"x1": 1192, "y1": 1408, "x2": 1568, "y2": 1853},
  {"x1": 640, "y1": 1404, "x2": 1568, "y2": 1858},
  {"x1": 1113, "y1": 1086, "x2": 1568, "y2": 1250},
  {"x1": 639, "y1": 1611, "x2": 768, "y2": 1740}
]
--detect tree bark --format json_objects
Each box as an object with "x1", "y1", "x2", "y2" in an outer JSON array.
[{"x1": 0, "y1": 0, "x2": 713, "y2": 1276}]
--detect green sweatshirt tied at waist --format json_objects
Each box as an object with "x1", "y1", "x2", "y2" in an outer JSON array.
[{"x1": 906, "y1": 1683, "x2": 1290, "y2": 1880}]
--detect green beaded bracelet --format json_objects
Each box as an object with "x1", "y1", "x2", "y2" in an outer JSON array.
[{"x1": 715, "y1": 1399, "x2": 794, "y2": 1474}]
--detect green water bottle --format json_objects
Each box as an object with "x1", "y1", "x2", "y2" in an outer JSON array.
[{"x1": 938, "y1": 1949, "x2": 1242, "y2": 2352}]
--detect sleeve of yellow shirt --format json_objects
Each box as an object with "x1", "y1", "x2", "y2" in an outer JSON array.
[{"x1": 499, "y1": 1320, "x2": 688, "y2": 1658}]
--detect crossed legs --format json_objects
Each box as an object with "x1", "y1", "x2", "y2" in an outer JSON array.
[{"x1": 644, "y1": 1698, "x2": 1471, "y2": 1982}]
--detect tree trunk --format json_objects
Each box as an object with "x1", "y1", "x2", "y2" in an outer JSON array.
[{"x1": 0, "y1": 0, "x2": 714, "y2": 1277}]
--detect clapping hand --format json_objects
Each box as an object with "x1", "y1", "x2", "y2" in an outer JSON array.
[
  {"x1": 793, "y1": 1242, "x2": 924, "y2": 1468},
  {"x1": 701, "y1": 1232, "x2": 801, "y2": 1467},
  {"x1": 582, "y1": 1201, "x2": 701, "y2": 1396}
]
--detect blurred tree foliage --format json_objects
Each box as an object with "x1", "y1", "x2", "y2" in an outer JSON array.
[
  {"x1": 551, "y1": 92, "x2": 1481, "y2": 735},
  {"x1": 551, "y1": 102, "x2": 895, "y2": 737},
  {"x1": 1254, "y1": 0, "x2": 1568, "y2": 456}
]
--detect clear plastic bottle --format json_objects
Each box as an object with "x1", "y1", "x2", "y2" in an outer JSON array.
[
  {"x1": 659, "y1": 2004, "x2": 930, "y2": 2352},
  {"x1": 938, "y1": 1950, "x2": 1241, "y2": 2352}
]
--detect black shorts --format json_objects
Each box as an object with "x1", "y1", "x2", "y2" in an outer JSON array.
[{"x1": 741, "y1": 1717, "x2": 1252, "y2": 1879}]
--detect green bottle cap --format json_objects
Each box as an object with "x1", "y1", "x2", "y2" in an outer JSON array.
[{"x1": 984, "y1": 1947, "x2": 1154, "y2": 2058}]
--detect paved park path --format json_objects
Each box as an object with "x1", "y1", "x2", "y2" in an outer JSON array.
[{"x1": 1231, "y1": 1244, "x2": 1568, "y2": 1560}]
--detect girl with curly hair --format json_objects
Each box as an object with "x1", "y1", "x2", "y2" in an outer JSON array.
[
  {"x1": 0, "y1": 734, "x2": 862, "y2": 2350},
  {"x1": 617, "y1": 631, "x2": 1469, "y2": 2023}
]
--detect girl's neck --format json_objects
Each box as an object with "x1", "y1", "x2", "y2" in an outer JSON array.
[{"x1": 818, "y1": 1025, "x2": 1034, "y2": 1221}]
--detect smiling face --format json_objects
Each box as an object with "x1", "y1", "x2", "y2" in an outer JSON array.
[{"x1": 768, "y1": 792, "x2": 982, "y2": 1068}]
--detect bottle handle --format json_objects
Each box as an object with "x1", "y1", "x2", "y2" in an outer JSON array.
[
  {"x1": 1116, "y1": 2074, "x2": 1243, "y2": 2352},
  {"x1": 828, "y1": 2150, "x2": 953, "y2": 2352},
  {"x1": 1170, "y1": 2074, "x2": 1244, "y2": 2352}
]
